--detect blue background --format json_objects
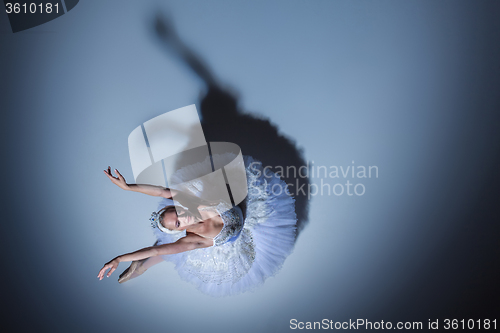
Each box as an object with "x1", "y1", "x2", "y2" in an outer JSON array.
[{"x1": 1, "y1": 1, "x2": 499, "y2": 332}]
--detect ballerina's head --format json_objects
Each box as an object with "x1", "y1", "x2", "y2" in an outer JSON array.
[{"x1": 150, "y1": 205, "x2": 198, "y2": 234}]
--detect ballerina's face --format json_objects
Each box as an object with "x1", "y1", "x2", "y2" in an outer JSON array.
[{"x1": 160, "y1": 206, "x2": 194, "y2": 231}]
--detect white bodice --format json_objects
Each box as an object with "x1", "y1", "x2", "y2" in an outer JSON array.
[
  {"x1": 200, "y1": 201, "x2": 245, "y2": 247},
  {"x1": 153, "y1": 154, "x2": 296, "y2": 295}
]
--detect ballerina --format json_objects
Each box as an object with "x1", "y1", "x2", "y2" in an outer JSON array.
[
  {"x1": 98, "y1": 152, "x2": 297, "y2": 297},
  {"x1": 96, "y1": 14, "x2": 307, "y2": 296}
]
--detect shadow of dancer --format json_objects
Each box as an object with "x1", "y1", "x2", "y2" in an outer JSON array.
[{"x1": 153, "y1": 14, "x2": 310, "y2": 239}]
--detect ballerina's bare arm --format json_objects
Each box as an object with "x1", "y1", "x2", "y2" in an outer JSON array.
[
  {"x1": 125, "y1": 234, "x2": 212, "y2": 260},
  {"x1": 103, "y1": 166, "x2": 175, "y2": 198},
  {"x1": 97, "y1": 234, "x2": 212, "y2": 280}
]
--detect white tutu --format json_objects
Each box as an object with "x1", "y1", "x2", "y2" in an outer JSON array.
[{"x1": 152, "y1": 155, "x2": 297, "y2": 297}]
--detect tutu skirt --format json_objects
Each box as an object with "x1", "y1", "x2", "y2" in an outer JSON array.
[{"x1": 152, "y1": 155, "x2": 296, "y2": 297}]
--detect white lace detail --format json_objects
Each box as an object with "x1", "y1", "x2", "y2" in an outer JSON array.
[
  {"x1": 184, "y1": 228, "x2": 255, "y2": 284},
  {"x1": 156, "y1": 155, "x2": 296, "y2": 291},
  {"x1": 181, "y1": 164, "x2": 272, "y2": 285},
  {"x1": 214, "y1": 202, "x2": 243, "y2": 247}
]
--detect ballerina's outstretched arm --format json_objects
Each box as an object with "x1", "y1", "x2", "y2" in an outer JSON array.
[
  {"x1": 103, "y1": 166, "x2": 207, "y2": 217},
  {"x1": 103, "y1": 166, "x2": 175, "y2": 199},
  {"x1": 97, "y1": 233, "x2": 212, "y2": 280}
]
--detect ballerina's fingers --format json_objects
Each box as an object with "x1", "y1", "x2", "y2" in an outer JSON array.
[
  {"x1": 103, "y1": 167, "x2": 121, "y2": 183},
  {"x1": 98, "y1": 264, "x2": 112, "y2": 280},
  {"x1": 108, "y1": 166, "x2": 117, "y2": 178},
  {"x1": 103, "y1": 167, "x2": 112, "y2": 177},
  {"x1": 114, "y1": 169, "x2": 124, "y2": 180},
  {"x1": 107, "y1": 266, "x2": 117, "y2": 278},
  {"x1": 103, "y1": 170, "x2": 113, "y2": 180},
  {"x1": 98, "y1": 266, "x2": 106, "y2": 280}
]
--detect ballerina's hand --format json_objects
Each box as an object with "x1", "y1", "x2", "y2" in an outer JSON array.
[
  {"x1": 97, "y1": 258, "x2": 120, "y2": 280},
  {"x1": 103, "y1": 166, "x2": 129, "y2": 190}
]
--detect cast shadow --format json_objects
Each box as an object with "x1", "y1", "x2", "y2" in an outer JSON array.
[{"x1": 153, "y1": 14, "x2": 310, "y2": 239}]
